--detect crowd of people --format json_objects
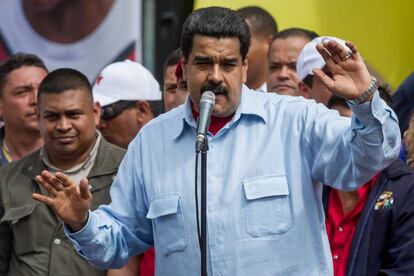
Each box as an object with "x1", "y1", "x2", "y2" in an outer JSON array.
[{"x1": 0, "y1": 5, "x2": 413, "y2": 276}]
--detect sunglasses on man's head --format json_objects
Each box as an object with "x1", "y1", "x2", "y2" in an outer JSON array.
[{"x1": 101, "y1": 100, "x2": 137, "y2": 120}]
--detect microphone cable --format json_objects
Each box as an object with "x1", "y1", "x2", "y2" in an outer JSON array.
[{"x1": 195, "y1": 151, "x2": 202, "y2": 249}]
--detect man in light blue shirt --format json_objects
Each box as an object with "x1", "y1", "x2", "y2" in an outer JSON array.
[{"x1": 33, "y1": 7, "x2": 400, "y2": 276}]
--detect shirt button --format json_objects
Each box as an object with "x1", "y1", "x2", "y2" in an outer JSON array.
[
  {"x1": 338, "y1": 226, "x2": 344, "y2": 232},
  {"x1": 333, "y1": 254, "x2": 339, "y2": 260},
  {"x1": 208, "y1": 207, "x2": 214, "y2": 213},
  {"x1": 54, "y1": 238, "x2": 61, "y2": 245}
]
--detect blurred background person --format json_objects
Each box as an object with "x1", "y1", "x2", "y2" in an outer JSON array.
[
  {"x1": 163, "y1": 49, "x2": 188, "y2": 112},
  {"x1": 267, "y1": 28, "x2": 318, "y2": 96},
  {"x1": 296, "y1": 35, "x2": 414, "y2": 276},
  {"x1": 0, "y1": 53, "x2": 47, "y2": 165},
  {"x1": 392, "y1": 72, "x2": 414, "y2": 136},
  {"x1": 325, "y1": 94, "x2": 414, "y2": 276},
  {"x1": 93, "y1": 60, "x2": 162, "y2": 149},
  {"x1": 237, "y1": 6, "x2": 277, "y2": 91}
]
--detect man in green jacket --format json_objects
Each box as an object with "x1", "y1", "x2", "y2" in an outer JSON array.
[{"x1": 0, "y1": 68, "x2": 125, "y2": 275}]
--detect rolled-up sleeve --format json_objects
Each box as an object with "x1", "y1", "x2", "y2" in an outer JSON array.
[
  {"x1": 65, "y1": 137, "x2": 153, "y2": 269},
  {"x1": 306, "y1": 91, "x2": 400, "y2": 190}
]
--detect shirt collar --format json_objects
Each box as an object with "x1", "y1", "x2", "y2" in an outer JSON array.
[
  {"x1": 172, "y1": 84, "x2": 267, "y2": 141},
  {"x1": 255, "y1": 82, "x2": 267, "y2": 92}
]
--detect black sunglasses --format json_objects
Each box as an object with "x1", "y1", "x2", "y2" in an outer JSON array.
[{"x1": 101, "y1": 100, "x2": 137, "y2": 120}]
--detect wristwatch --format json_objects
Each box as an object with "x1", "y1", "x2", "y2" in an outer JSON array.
[{"x1": 348, "y1": 76, "x2": 379, "y2": 105}]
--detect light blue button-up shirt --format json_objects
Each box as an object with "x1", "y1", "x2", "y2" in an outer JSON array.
[{"x1": 66, "y1": 85, "x2": 400, "y2": 275}]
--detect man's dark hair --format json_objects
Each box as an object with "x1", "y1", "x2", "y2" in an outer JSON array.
[
  {"x1": 181, "y1": 6, "x2": 251, "y2": 61},
  {"x1": 38, "y1": 68, "x2": 92, "y2": 103},
  {"x1": 237, "y1": 6, "x2": 278, "y2": 37},
  {"x1": 272, "y1": 28, "x2": 319, "y2": 44},
  {"x1": 163, "y1": 48, "x2": 181, "y2": 76},
  {"x1": 327, "y1": 94, "x2": 347, "y2": 109},
  {"x1": 0, "y1": 52, "x2": 47, "y2": 95},
  {"x1": 148, "y1": 100, "x2": 163, "y2": 118},
  {"x1": 302, "y1": 74, "x2": 314, "y2": 88}
]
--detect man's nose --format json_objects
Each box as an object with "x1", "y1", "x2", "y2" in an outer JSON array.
[
  {"x1": 208, "y1": 64, "x2": 223, "y2": 83},
  {"x1": 277, "y1": 65, "x2": 289, "y2": 79},
  {"x1": 57, "y1": 117, "x2": 71, "y2": 131},
  {"x1": 29, "y1": 89, "x2": 37, "y2": 106}
]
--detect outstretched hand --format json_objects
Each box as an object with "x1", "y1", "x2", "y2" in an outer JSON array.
[
  {"x1": 32, "y1": 170, "x2": 91, "y2": 232},
  {"x1": 313, "y1": 40, "x2": 373, "y2": 101}
]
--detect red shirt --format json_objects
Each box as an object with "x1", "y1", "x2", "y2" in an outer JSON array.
[
  {"x1": 139, "y1": 248, "x2": 155, "y2": 276},
  {"x1": 325, "y1": 174, "x2": 378, "y2": 276},
  {"x1": 191, "y1": 105, "x2": 233, "y2": 136}
]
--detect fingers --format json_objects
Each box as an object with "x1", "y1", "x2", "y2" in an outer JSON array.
[
  {"x1": 32, "y1": 193, "x2": 54, "y2": 206},
  {"x1": 345, "y1": 41, "x2": 361, "y2": 60},
  {"x1": 55, "y1": 172, "x2": 77, "y2": 187},
  {"x1": 35, "y1": 174, "x2": 60, "y2": 197},
  {"x1": 79, "y1": 178, "x2": 92, "y2": 200},
  {"x1": 316, "y1": 44, "x2": 341, "y2": 72},
  {"x1": 318, "y1": 39, "x2": 354, "y2": 67},
  {"x1": 325, "y1": 39, "x2": 352, "y2": 60},
  {"x1": 37, "y1": 170, "x2": 66, "y2": 191},
  {"x1": 312, "y1": 68, "x2": 334, "y2": 91}
]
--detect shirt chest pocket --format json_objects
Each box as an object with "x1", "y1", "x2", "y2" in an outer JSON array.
[
  {"x1": 146, "y1": 193, "x2": 187, "y2": 256},
  {"x1": 1, "y1": 204, "x2": 46, "y2": 255},
  {"x1": 243, "y1": 175, "x2": 292, "y2": 237}
]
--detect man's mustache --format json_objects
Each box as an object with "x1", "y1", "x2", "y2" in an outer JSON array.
[{"x1": 201, "y1": 83, "x2": 228, "y2": 95}]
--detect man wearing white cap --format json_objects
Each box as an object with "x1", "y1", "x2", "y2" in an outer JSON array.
[
  {"x1": 93, "y1": 60, "x2": 162, "y2": 149},
  {"x1": 297, "y1": 36, "x2": 354, "y2": 105}
]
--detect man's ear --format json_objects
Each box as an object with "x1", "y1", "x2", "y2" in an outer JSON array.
[
  {"x1": 266, "y1": 34, "x2": 274, "y2": 45},
  {"x1": 93, "y1": 102, "x2": 101, "y2": 126},
  {"x1": 298, "y1": 81, "x2": 311, "y2": 99},
  {"x1": 135, "y1": 101, "x2": 152, "y2": 124},
  {"x1": 181, "y1": 58, "x2": 187, "y2": 81}
]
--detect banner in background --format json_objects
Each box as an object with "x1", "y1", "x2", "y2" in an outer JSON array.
[{"x1": 0, "y1": 0, "x2": 142, "y2": 82}]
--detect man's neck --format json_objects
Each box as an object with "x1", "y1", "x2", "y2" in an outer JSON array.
[
  {"x1": 337, "y1": 191, "x2": 360, "y2": 215},
  {"x1": 246, "y1": 71, "x2": 267, "y2": 91},
  {"x1": 3, "y1": 128, "x2": 43, "y2": 161},
  {"x1": 22, "y1": 0, "x2": 114, "y2": 43}
]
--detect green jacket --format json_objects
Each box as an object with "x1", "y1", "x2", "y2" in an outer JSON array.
[{"x1": 0, "y1": 139, "x2": 125, "y2": 276}]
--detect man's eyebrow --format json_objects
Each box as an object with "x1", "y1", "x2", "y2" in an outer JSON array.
[
  {"x1": 193, "y1": 56, "x2": 213, "y2": 62},
  {"x1": 222, "y1": 57, "x2": 238, "y2": 63},
  {"x1": 12, "y1": 84, "x2": 34, "y2": 91}
]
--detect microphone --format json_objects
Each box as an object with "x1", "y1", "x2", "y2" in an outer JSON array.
[{"x1": 195, "y1": 91, "x2": 215, "y2": 152}]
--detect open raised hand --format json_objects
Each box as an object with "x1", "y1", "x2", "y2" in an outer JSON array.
[
  {"x1": 314, "y1": 39, "x2": 373, "y2": 101},
  {"x1": 32, "y1": 170, "x2": 91, "y2": 232}
]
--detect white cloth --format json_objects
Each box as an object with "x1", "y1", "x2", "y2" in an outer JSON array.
[{"x1": 0, "y1": 0, "x2": 141, "y2": 82}]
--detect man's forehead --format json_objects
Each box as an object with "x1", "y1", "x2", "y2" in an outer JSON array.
[
  {"x1": 190, "y1": 35, "x2": 241, "y2": 54},
  {"x1": 39, "y1": 89, "x2": 92, "y2": 109},
  {"x1": 273, "y1": 36, "x2": 309, "y2": 50}
]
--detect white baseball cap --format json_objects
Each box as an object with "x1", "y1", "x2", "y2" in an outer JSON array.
[
  {"x1": 296, "y1": 36, "x2": 352, "y2": 81},
  {"x1": 93, "y1": 60, "x2": 161, "y2": 107}
]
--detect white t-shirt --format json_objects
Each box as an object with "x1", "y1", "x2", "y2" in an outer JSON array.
[{"x1": 0, "y1": 0, "x2": 142, "y2": 82}]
